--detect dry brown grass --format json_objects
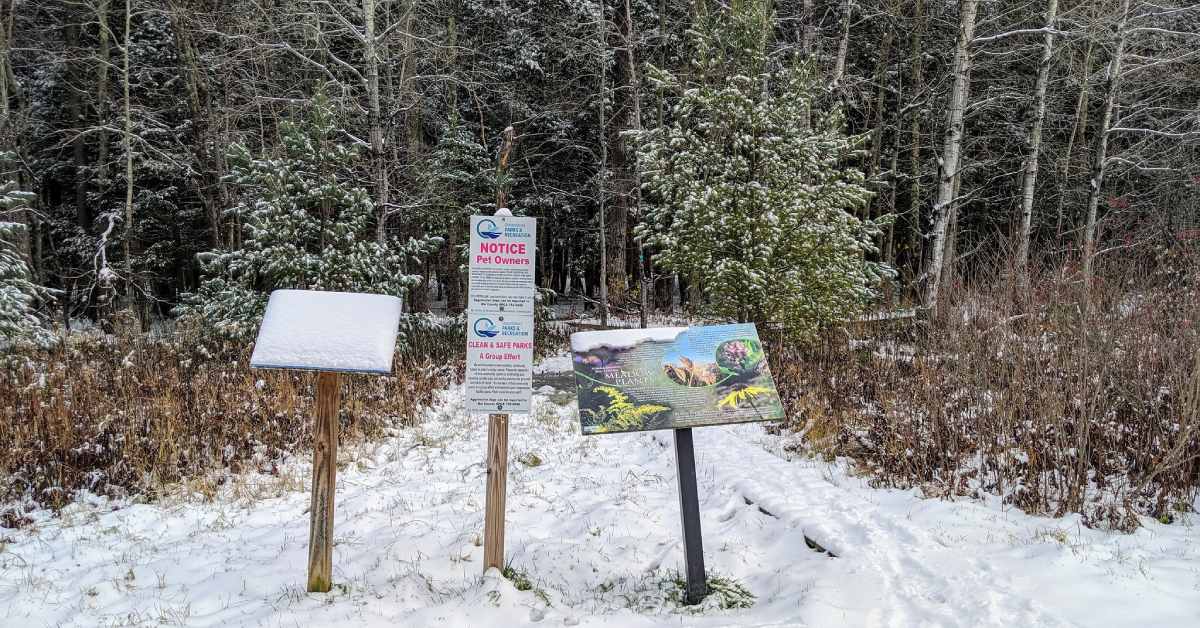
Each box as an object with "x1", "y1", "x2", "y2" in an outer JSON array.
[
  {"x1": 0, "y1": 318, "x2": 464, "y2": 526},
  {"x1": 769, "y1": 249, "x2": 1200, "y2": 530}
]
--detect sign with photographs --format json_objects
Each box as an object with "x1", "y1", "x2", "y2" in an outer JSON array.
[{"x1": 571, "y1": 324, "x2": 784, "y2": 435}]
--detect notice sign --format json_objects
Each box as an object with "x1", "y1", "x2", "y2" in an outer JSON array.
[
  {"x1": 465, "y1": 214, "x2": 536, "y2": 413},
  {"x1": 468, "y1": 215, "x2": 536, "y2": 315},
  {"x1": 571, "y1": 324, "x2": 784, "y2": 435}
]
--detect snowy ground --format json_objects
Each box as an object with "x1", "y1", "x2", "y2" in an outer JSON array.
[{"x1": 2, "y1": 358, "x2": 1198, "y2": 627}]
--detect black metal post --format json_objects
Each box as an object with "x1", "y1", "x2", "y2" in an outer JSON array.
[{"x1": 673, "y1": 427, "x2": 708, "y2": 605}]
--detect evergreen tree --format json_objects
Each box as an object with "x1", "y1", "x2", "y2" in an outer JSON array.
[
  {"x1": 179, "y1": 95, "x2": 438, "y2": 339},
  {"x1": 635, "y1": 0, "x2": 890, "y2": 339},
  {"x1": 0, "y1": 181, "x2": 53, "y2": 346}
]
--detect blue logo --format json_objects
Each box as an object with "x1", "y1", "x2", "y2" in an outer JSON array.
[
  {"x1": 473, "y1": 317, "x2": 499, "y2": 338},
  {"x1": 476, "y1": 219, "x2": 501, "y2": 240}
]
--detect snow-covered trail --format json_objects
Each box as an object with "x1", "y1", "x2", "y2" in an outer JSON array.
[{"x1": 2, "y1": 361, "x2": 1198, "y2": 627}]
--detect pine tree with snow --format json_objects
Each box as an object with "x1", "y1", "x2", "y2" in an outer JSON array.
[
  {"x1": 179, "y1": 95, "x2": 439, "y2": 339},
  {"x1": 0, "y1": 181, "x2": 53, "y2": 346},
  {"x1": 635, "y1": 0, "x2": 891, "y2": 339}
]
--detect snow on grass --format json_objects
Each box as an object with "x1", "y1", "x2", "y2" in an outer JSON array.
[{"x1": 1, "y1": 356, "x2": 1197, "y2": 627}]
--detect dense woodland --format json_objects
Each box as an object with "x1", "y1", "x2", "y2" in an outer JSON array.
[
  {"x1": 2, "y1": 0, "x2": 1200, "y2": 531},
  {"x1": 0, "y1": 0, "x2": 1198, "y2": 336}
]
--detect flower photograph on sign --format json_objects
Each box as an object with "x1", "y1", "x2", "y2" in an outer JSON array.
[{"x1": 572, "y1": 324, "x2": 785, "y2": 435}]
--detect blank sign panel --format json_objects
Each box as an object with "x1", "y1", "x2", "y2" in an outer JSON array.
[{"x1": 250, "y1": 289, "x2": 403, "y2": 374}]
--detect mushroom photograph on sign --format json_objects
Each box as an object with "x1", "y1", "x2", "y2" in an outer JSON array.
[{"x1": 571, "y1": 324, "x2": 785, "y2": 435}]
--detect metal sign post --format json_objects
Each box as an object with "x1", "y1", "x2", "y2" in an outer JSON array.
[{"x1": 673, "y1": 427, "x2": 709, "y2": 605}]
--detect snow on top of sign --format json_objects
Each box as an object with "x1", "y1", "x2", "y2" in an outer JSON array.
[
  {"x1": 569, "y1": 327, "x2": 686, "y2": 353},
  {"x1": 250, "y1": 289, "x2": 402, "y2": 374},
  {"x1": 494, "y1": 207, "x2": 513, "y2": 216}
]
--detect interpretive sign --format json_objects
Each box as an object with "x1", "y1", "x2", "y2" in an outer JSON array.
[
  {"x1": 465, "y1": 213, "x2": 536, "y2": 414},
  {"x1": 569, "y1": 323, "x2": 785, "y2": 604},
  {"x1": 250, "y1": 289, "x2": 403, "y2": 594},
  {"x1": 571, "y1": 323, "x2": 784, "y2": 435}
]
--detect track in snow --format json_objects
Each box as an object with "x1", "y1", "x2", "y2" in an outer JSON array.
[{"x1": 2, "y1": 361, "x2": 1197, "y2": 627}]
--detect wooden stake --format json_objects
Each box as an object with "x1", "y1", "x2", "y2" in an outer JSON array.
[
  {"x1": 307, "y1": 371, "x2": 339, "y2": 593},
  {"x1": 483, "y1": 412, "x2": 509, "y2": 571}
]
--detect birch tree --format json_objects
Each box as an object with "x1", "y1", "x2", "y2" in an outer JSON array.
[
  {"x1": 1081, "y1": 0, "x2": 1131, "y2": 292},
  {"x1": 1015, "y1": 0, "x2": 1059, "y2": 291},
  {"x1": 924, "y1": 0, "x2": 978, "y2": 316}
]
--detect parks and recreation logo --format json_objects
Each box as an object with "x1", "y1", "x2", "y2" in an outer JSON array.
[
  {"x1": 473, "y1": 317, "x2": 499, "y2": 338},
  {"x1": 476, "y1": 219, "x2": 501, "y2": 240}
]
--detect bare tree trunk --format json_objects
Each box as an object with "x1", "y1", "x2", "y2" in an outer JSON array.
[
  {"x1": 596, "y1": 7, "x2": 608, "y2": 327},
  {"x1": 444, "y1": 218, "x2": 463, "y2": 313},
  {"x1": 365, "y1": 0, "x2": 389, "y2": 243},
  {"x1": 0, "y1": 0, "x2": 9, "y2": 123},
  {"x1": 168, "y1": 2, "x2": 224, "y2": 248},
  {"x1": 1016, "y1": 0, "x2": 1059, "y2": 292},
  {"x1": 618, "y1": 0, "x2": 648, "y2": 327},
  {"x1": 96, "y1": 0, "x2": 110, "y2": 187},
  {"x1": 1055, "y1": 40, "x2": 1093, "y2": 244},
  {"x1": 121, "y1": 0, "x2": 135, "y2": 305},
  {"x1": 605, "y1": 0, "x2": 639, "y2": 309},
  {"x1": 868, "y1": 29, "x2": 894, "y2": 221},
  {"x1": 496, "y1": 126, "x2": 514, "y2": 210},
  {"x1": 1082, "y1": 0, "x2": 1131, "y2": 294},
  {"x1": 924, "y1": 0, "x2": 978, "y2": 317},
  {"x1": 907, "y1": 0, "x2": 925, "y2": 277},
  {"x1": 831, "y1": 0, "x2": 851, "y2": 87},
  {"x1": 801, "y1": 0, "x2": 815, "y2": 57},
  {"x1": 885, "y1": 108, "x2": 901, "y2": 264},
  {"x1": 941, "y1": 173, "x2": 962, "y2": 302},
  {"x1": 65, "y1": 19, "x2": 89, "y2": 231}
]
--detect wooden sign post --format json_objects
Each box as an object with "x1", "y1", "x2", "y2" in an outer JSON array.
[
  {"x1": 307, "y1": 371, "x2": 340, "y2": 592},
  {"x1": 483, "y1": 412, "x2": 509, "y2": 570},
  {"x1": 249, "y1": 289, "x2": 404, "y2": 593}
]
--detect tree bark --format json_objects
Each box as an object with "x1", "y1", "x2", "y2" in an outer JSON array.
[
  {"x1": 596, "y1": 7, "x2": 609, "y2": 327},
  {"x1": 801, "y1": 0, "x2": 815, "y2": 57},
  {"x1": 1082, "y1": 0, "x2": 1131, "y2": 294},
  {"x1": 365, "y1": 0, "x2": 389, "y2": 243},
  {"x1": 121, "y1": 0, "x2": 136, "y2": 311},
  {"x1": 907, "y1": 0, "x2": 925, "y2": 276},
  {"x1": 831, "y1": 0, "x2": 851, "y2": 87},
  {"x1": 868, "y1": 29, "x2": 894, "y2": 221},
  {"x1": 96, "y1": 0, "x2": 111, "y2": 187},
  {"x1": 924, "y1": 0, "x2": 978, "y2": 317},
  {"x1": 65, "y1": 19, "x2": 89, "y2": 231},
  {"x1": 605, "y1": 0, "x2": 639, "y2": 309},
  {"x1": 1055, "y1": 40, "x2": 1094, "y2": 243},
  {"x1": 168, "y1": 2, "x2": 225, "y2": 248},
  {"x1": 1016, "y1": 0, "x2": 1059, "y2": 292}
]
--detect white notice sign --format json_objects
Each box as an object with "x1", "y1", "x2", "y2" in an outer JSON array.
[
  {"x1": 465, "y1": 214, "x2": 536, "y2": 413},
  {"x1": 468, "y1": 215, "x2": 536, "y2": 314}
]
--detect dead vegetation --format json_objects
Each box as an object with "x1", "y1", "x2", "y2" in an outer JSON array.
[
  {"x1": 0, "y1": 317, "x2": 464, "y2": 525},
  {"x1": 770, "y1": 250, "x2": 1200, "y2": 530}
]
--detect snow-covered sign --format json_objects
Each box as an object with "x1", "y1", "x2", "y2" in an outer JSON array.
[
  {"x1": 466, "y1": 213, "x2": 537, "y2": 413},
  {"x1": 250, "y1": 289, "x2": 403, "y2": 374},
  {"x1": 572, "y1": 323, "x2": 785, "y2": 435}
]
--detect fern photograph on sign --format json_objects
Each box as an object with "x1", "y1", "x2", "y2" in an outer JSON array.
[{"x1": 571, "y1": 324, "x2": 784, "y2": 435}]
